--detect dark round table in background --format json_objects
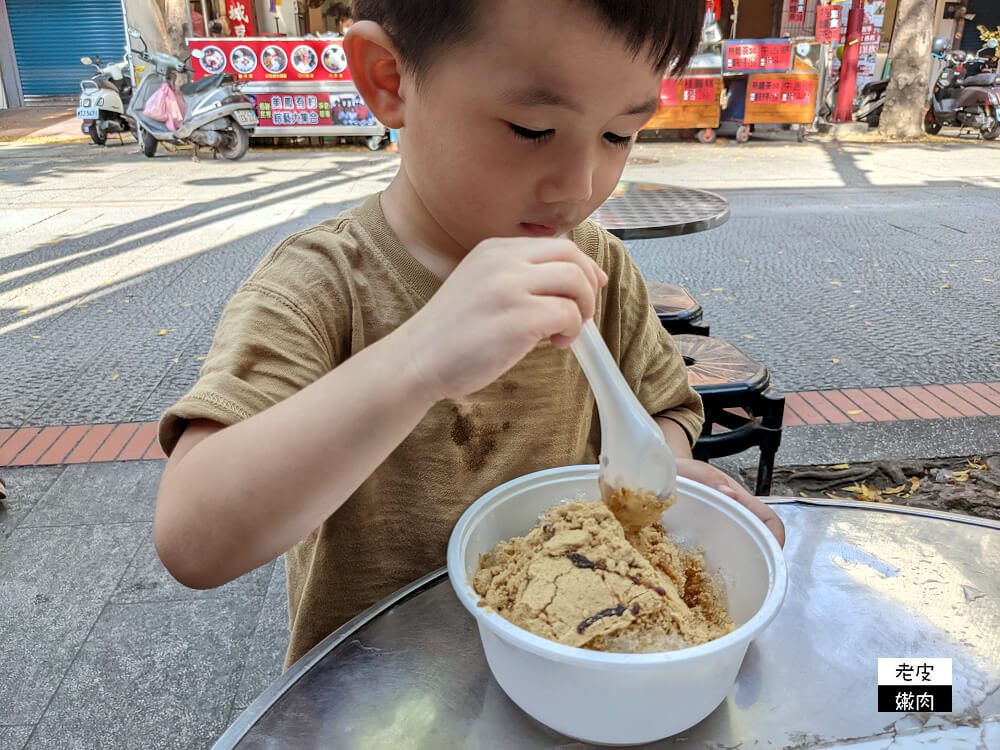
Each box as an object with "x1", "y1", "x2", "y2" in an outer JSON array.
[{"x1": 591, "y1": 181, "x2": 731, "y2": 240}]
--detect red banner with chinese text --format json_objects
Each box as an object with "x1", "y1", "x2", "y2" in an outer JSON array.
[
  {"x1": 723, "y1": 40, "x2": 793, "y2": 74},
  {"x1": 815, "y1": 5, "x2": 841, "y2": 44},
  {"x1": 187, "y1": 37, "x2": 354, "y2": 82},
  {"x1": 225, "y1": 0, "x2": 256, "y2": 37}
]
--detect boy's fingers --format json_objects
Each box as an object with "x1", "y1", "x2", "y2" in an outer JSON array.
[
  {"x1": 525, "y1": 238, "x2": 607, "y2": 292},
  {"x1": 537, "y1": 296, "x2": 584, "y2": 348},
  {"x1": 526, "y1": 262, "x2": 599, "y2": 320},
  {"x1": 715, "y1": 484, "x2": 786, "y2": 548}
]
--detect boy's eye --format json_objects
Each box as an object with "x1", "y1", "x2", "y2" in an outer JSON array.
[
  {"x1": 604, "y1": 132, "x2": 633, "y2": 148},
  {"x1": 510, "y1": 123, "x2": 554, "y2": 143}
]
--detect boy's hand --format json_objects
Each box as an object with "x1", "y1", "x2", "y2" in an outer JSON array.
[
  {"x1": 676, "y1": 458, "x2": 786, "y2": 547},
  {"x1": 403, "y1": 237, "x2": 607, "y2": 402}
]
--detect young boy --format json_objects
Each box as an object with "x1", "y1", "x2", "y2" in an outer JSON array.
[{"x1": 155, "y1": 0, "x2": 784, "y2": 669}]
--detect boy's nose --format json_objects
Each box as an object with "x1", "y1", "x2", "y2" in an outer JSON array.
[{"x1": 537, "y1": 151, "x2": 594, "y2": 206}]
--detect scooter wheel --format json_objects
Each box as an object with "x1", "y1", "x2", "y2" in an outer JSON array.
[
  {"x1": 924, "y1": 110, "x2": 942, "y2": 135},
  {"x1": 89, "y1": 122, "x2": 107, "y2": 146},
  {"x1": 982, "y1": 120, "x2": 1000, "y2": 140},
  {"x1": 141, "y1": 129, "x2": 158, "y2": 158},
  {"x1": 217, "y1": 122, "x2": 250, "y2": 160}
]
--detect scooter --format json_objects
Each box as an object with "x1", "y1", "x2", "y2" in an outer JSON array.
[
  {"x1": 77, "y1": 53, "x2": 134, "y2": 145},
  {"x1": 124, "y1": 27, "x2": 258, "y2": 160},
  {"x1": 925, "y1": 36, "x2": 1000, "y2": 140}
]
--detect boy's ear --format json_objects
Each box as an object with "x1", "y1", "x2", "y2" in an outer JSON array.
[{"x1": 343, "y1": 21, "x2": 405, "y2": 129}]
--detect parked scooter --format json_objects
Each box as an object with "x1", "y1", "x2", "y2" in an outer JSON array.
[
  {"x1": 124, "y1": 27, "x2": 258, "y2": 160},
  {"x1": 925, "y1": 36, "x2": 1000, "y2": 140},
  {"x1": 77, "y1": 53, "x2": 134, "y2": 145}
]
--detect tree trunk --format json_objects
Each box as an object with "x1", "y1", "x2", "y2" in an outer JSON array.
[
  {"x1": 877, "y1": 0, "x2": 937, "y2": 139},
  {"x1": 163, "y1": 0, "x2": 189, "y2": 59}
]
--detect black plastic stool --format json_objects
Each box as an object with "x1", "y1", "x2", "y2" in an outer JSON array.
[
  {"x1": 646, "y1": 282, "x2": 710, "y2": 336},
  {"x1": 673, "y1": 334, "x2": 785, "y2": 496}
]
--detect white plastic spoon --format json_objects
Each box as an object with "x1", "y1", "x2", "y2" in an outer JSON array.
[{"x1": 570, "y1": 318, "x2": 678, "y2": 527}]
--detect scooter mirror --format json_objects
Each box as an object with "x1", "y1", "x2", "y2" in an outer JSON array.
[
  {"x1": 127, "y1": 27, "x2": 141, "y2": 39},
  {"x1": 190, "y1": 48, "x2": 205, "y2": 59},
  {"x1": 80, "y1": 56, "x2": 92, "y2": 65}
]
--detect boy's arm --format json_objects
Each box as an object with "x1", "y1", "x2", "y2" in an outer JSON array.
[
  {"x1": 155, "y1": 236, "x2": 607, "y2": 589},
  {"x1": 654, "y1": 417, "x2": 785, "y2": 547}
]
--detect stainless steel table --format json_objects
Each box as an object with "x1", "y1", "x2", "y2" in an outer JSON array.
[
  {"x1": 215, "y1": 502, "x2": 1000, "y2": 749},
  {"x1": 591, "y1": 182, "x2": 731, "y2": 240}
]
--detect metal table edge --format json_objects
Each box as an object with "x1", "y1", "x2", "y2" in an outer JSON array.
[
  {"x1": 211, "y1": 501, "x2": 998, "y2": 748},
  {"x1": 211, "y1": 567, "x2": 448, "y2": 750}
]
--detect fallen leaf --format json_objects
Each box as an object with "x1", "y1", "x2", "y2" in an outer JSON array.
[
  {"x1": 196, "y1": 356, "x2": 206, "y2": 361},
  {"x1": 854, "y1": 290, "x2": 863, "y2": 294},
  {"x1": 171, "y1": 357, "x2": 179, "y2": 364},
  {"x1": 712, "y1": 287, "x2": 723, "y2": 292},
  {"x1": 830, "y1": 463, "x2": 850, "y2": 469},
  {"x1": 885, "y1": 302, "x2": 892, "y2": 306},
  {"x1": 846, "y1": 410, "x2": 862, "y2": 415},
  {"x1": 985, "y1": 278, "x2": 996, "y2": 283},
  {"x1": 104, "y1": 280, "x2": 112, "y2": 285},
  {"x1": 967, "y1": 459, "x2": 988, "y2": 470},
  {"x1": 799, "y1": 492, "x2": 809, "y2": 498},
  {"x1": 947, "y1": 263, "x2": 957, "y2": 268},
  {"x1": 701, "y1": 292, "x2": 711, "y2": 297},
  {"x1": 865, "y1": 321, "x2": 873, "y2": 326},
  {"x1": 825, "y1": 492, "x2": 842, "y2": 500},
  {"x1": 974, "y1": 259, "x2": 986, "y2": 263},
  {"x1": 31, "y1": 335, "x2": 40, "y2": 339},
  {"x1": 158, "y1": 329, "x2": 167, "y2": 336},
  {"x1": 859, "y1": 257, "x2": 865, "y2": 261},
  {"x1": 831, "y1": 358, "x2": 840, "y2": 363},
  {"x1": 873, "y1": 262, "x2": 879, "y2": 267},
  {"x1": 110, "y1": 374, "x2": 119, "y2": 381},
  {"x1": 744, "y1": 334, "x2": 755, "y2": 339},
  {"x1": 168, "y1": 328, "x2": 176, "y2": 333},
  {"x1": 884, "y1": 485, "x2": 907, "y2": 495},
  {"x1": 849, "y1": 304, "x2": 857, "y2": 309},
  {"x1": 829, "y1": 281, "x2": 842, "y2": 286},
  {"x1": 75, "y1": 304, "x2": 88, "y2": 309},
  {"x1": 909, "y1": 476, "x2": 921, "y2": 491},
  {"x1": 739, "y1": 258, "x2": 751, "y2": 263},
  {"x1": 106, "y1": 309, "x2": 113, "y2": 313},
  {"x1": 940, "y1": 284, "x2": 950, "y2": 289},
  {"x1": 17, "y1": 309, "x2": 29, "y2": 314},
  {"x1": 182, "y1": 303, "x2": 192, "y2": 307},
  {"x1": 125, "y1": 298, "x2": 130, "y2": 303},
  {"x1": 951, "y1": 469, "x2": 970, "y2": 483}
]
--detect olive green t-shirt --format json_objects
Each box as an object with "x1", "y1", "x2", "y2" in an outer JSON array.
[{"x1": 159, "y1": 194, "x2": 703, "y2": 668}]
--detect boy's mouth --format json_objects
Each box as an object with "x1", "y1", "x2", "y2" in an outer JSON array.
[{"x1": 519, "y1": 222, "x2": 561, "y2": 237}]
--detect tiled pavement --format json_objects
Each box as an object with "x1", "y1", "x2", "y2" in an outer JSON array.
[{"x1": 2, "y1": 382, "x2": 999, "y2": 468}]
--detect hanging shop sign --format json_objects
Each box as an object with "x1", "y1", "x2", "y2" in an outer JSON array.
[
  {"x1": 187, "y1": 37, "x2": 352, "y2": 82},
  {"x1": 816, "y1": 5, "x2": 842, "y2": 44}
]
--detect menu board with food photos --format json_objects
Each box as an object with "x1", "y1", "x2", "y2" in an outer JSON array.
[{"x1": 187, "y1": 37, "x2": 353, "y2": 82}]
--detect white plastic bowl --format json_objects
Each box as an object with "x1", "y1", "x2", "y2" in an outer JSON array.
[{"x1": 447, "y1": 465, "x2": 787, "y2": 746}]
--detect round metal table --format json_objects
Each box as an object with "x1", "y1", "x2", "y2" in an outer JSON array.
[
  {"x1": 591, "y1": 182, "x2": 731, "y2": 240},
  {"x1": 214, "y1": 501, "x2": 1000, "y2": 749}
]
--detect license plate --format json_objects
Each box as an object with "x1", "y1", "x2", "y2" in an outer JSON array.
[
  {"x1": 77, "y1": 107, "x2": 99, "y2": 119},
  {"x1": 233, "y1": 109, "x2": 257, "y2": 126}
]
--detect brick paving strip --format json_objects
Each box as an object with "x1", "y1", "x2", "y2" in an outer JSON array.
[{"x1": 1, "y1": 383, "x2": 999, "y2": 467}]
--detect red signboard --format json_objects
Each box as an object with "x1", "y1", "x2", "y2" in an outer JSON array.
[
  {"x1": 225, "y1": 0, "x2": 255, "y2": 37},
  {"x1": 659, "y1": 77, "x2": 717, "y2": 106},
  {"x1": 187, "y1": 37, "x2": 353, "y2": 82},
  {"x1": 723, "y1": 40, "x2": 793, "y2": 73},
  {"x1": 681, "y1": 77, "x2": 716, "y2": 103},
  {"x1": 786, "y1": 0, "x2": 806, "y2": 25},
  {"x1": 781, "y1": 78, "x2": 814, "y2": 105},
  {"x1": 748, "y1": 78, "x2": 782, "y2": 104},
  {"x1": 748, "y1": 76, "x2": 815, "y2": 106},
  {"x1": 816, "y1": 5, "x2": 841, "y2": 43},
  {"x1": 254, "y1": 91, "x2": 376, "y2": 128}
]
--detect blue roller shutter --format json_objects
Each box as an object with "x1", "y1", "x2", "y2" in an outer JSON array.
[{"x1": 7, "y1": 0, "x2": 126, "y2": 97}]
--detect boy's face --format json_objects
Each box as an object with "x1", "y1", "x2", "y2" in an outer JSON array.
[{"x1": 398, "y1": 0, "x2": 663, "y2": 248}]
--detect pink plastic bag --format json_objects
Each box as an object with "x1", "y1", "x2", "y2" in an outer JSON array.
[{"x1": 144, "y1": 82, "x2": 186, "y2": 130}]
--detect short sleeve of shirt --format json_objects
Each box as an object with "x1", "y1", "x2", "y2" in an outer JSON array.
[
  {"x1": 158, "y1": 229, "x2": 344, "y2": 455},
  {"x1": 578, "y1": 221, "x2": 705, "y2": 446}
]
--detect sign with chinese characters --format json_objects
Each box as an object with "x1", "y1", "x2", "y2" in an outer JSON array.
[
  {"x1": 743, "y1": 73, "x2": 818, "y2": 124},
  {"x1": 226, "y1": 0, "x2": 255, "y2": 38},
  {"x1": 644, "y1": 76, "x2": 722, "y2": 129},
  {"x1": 815, "y1": 5, "x2": 841, "y2": 44},
  {"x1": 829, "y1": 2, "x2": 885, "y2": 93},
  {"x1": 256, "y1": 93, "x2": 332, "y2": 127},
  {"x1": 786, "y1": 0, "x2": 806, "y2": 25},
  {"x1": 877, "y1": 658, "x2": 952, "y2": 713},
  {"x1": 187, "y1": 38, "x2": 353, "y2": 82},
  {"x1": 723, "y1": 40, "x2": 793, "y2": 74}
]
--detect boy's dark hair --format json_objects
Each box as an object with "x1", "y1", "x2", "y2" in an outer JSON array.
[{"x1": 354, "y1": 0, "x2": 705, "y2": 79}]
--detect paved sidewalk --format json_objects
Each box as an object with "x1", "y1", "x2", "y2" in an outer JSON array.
[
  {"x1": 1, "y1": 137, "x2": 998, "y2": 749},
  {"x1": 0, "y1": 105, "x2": 86, "y2": 144}
]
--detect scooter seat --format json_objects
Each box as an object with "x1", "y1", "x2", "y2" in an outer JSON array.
[
  {"x1": 179, "y1": 72, "x2": 233, "y2": 96},
  {"x1": 961, "y1": 72, "x2": 998, "y2": 87}
]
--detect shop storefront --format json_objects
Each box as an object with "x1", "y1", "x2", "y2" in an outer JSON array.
[{"x1": 1, "y1": 0, "x2": 128, "y2": 105}]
